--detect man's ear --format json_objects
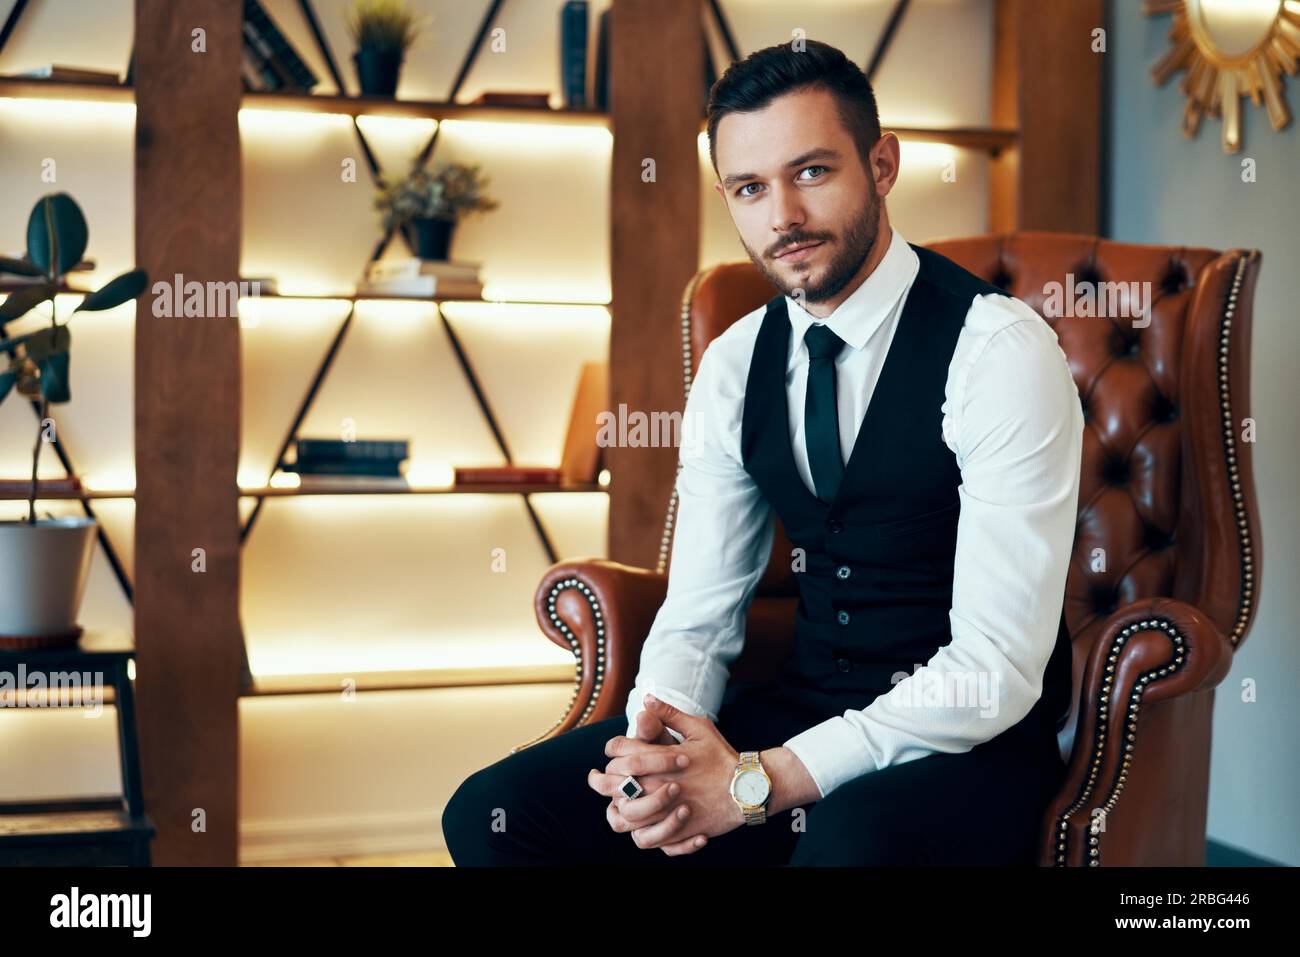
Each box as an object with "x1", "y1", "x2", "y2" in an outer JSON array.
[{"x1": 871, "y1": 132, "x2": 902, "y2": 197}]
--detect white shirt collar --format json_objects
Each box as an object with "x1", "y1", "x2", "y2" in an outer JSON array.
[{"x1": 784, "y1": 225, "x2": 919, "y2": 355}]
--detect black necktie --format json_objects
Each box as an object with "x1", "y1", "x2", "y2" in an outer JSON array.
[{"x1": 803, "y1": 323, "x2": 846, "y2": 502}]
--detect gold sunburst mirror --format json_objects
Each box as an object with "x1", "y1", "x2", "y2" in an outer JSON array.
[{"x1": 1147, "y1": 0, "x2": 1300, "y2": 151}]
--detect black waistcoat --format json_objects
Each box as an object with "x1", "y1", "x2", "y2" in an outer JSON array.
[{"x1": 739, "y1": 244, "x2": 1072, "y2": 744}]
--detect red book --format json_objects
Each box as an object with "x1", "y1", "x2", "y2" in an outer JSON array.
[{"x1": 454, "y1": 466, "x2": 562, "y2": 486}]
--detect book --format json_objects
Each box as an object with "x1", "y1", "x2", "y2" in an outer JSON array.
[
  {"x1": 593, "y1": 8, "x2": 609, "y2": 112},
  {"x1": 17, "y1": 65, "x2": 122, "y2": 85},
  {"x1": 366, "y1": 258, "x2": 482, "y2": 282},
  {"x1": 244, "y1": 0, "x2": 318, "y2": 91},
  {"x1": 469, "y1": 91, "x2": 553, "y2": 109},
  {"x1": 294, "y1": 474, "x2": 410, "y2": 490},
  {"x1": 239, "y1": 275, "x2": 278, "y2": 295},
  {"x1": 290, "y1": 460, "x2": 405, "y2": 477},
  {"x1": 561, "y1": 1, "x2": 589, "y2": 109},
  {"x1": 355, "y1": 276, "x2": 484, "y2": 299},
  {"x1": 559, "y1": 361, "x2": 608, "y2": 484},
  {"x1": 454, "y1": 466, "x2": 563, "y2": 486},
  {"x1": 242, "y1": 20, "x2": 285, "y2": 91},
  {"x1": 296, "y1": 439, "x2": 408, "y2": 461},
  {"x1": 240, "y1": 43, "x2": 279, "y2": 92}
]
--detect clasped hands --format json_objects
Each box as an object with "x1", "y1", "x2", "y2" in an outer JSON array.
[{"x1": 586, "y1": 693, "x2": 746, "y2": 856}]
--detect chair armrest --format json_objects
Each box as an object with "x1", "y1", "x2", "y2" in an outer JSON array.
[
  {"x1": 1041, "y1": 597, "x2": 1234, "y2": 866},
  {"x1": 515, "y1": 560, "x2": 667, "y2": 750}
]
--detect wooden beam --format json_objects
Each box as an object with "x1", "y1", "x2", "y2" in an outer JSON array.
[
  {"x1": 133, "y1": 0, "x2": 242, "y2": 866},
  {"x1": 991, "y1": 0, "x2": 1103, "y2": 233},
  {"x1": 607, "y1": 0, "x2": 702, "y2": 567}
]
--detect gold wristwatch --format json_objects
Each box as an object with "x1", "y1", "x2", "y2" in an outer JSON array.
[{"x1": 729, "y1": 751, "x2": 772, "y2": 825}]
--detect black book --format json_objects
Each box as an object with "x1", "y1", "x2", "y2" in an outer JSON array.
[
  {"x1": 244, "y1": 0, "x2": 318, "y2": 92},
  {"x1": 296, "y1": 439, "x2": 409, "y2": 462},
  {"x1": 560, "y1": 1, "x2": 588, "y2": 109}
]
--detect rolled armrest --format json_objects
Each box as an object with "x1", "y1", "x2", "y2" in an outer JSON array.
[
  {"x1": 516, "y1": 560, "x2": 667, "y2": 750},
  {"x1": 1041, "y1": 597, "x2": 1234, "y2": 866}
]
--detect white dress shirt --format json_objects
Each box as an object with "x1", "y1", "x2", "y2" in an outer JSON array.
[{"x1": 624, "y1": 225, "x2": 1084, "y2": 801}]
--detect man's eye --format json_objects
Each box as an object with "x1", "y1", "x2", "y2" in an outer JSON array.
[{"x1": 736, "y1": 166, "x2": 828, "y2": 197}]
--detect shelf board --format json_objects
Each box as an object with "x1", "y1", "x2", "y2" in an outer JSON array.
[
  {"x1": 243, "y1": 662, "x2": 575, "y2": 696},
  {"x1": 254, "y1": 290, "x2": 610, "y2": 307},
  {"x1": 0, "y1": 77, "x2": 130, "y2": 104},
  {"x1": 0, "y1": 78, "x2": 606, "y2": 126},
  {"x1": 242, "y1": 481, "x2": 604, "y2": 497},
  {"x1": 0, "y1": 487, "x2": 133, "y2": 500},
  {"x1": 244, "y1": 89, "x2": 609, "y2": 127},
  {"x1": 0, "y1": 78, "x2": 1020, "y2": 153}
]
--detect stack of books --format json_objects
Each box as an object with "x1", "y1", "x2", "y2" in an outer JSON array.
[
  {"x1": 284, "y1": 439, "x2": 409, "y2": 487},
  {"x1": 356, "y1": 258, "x2": 484, "y2": 300},
  {"x1": 241, "y1": 0, "x2": 317, "y2": 93}
]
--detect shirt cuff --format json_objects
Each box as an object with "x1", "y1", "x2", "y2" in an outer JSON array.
[{"x1": 782, "y1": 715, "x2": 876, "y2": 800}]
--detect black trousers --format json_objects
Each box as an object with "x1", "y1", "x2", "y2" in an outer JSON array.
[{"x1": 441, "y1": 677, "x2": 1067, "y2": 866}]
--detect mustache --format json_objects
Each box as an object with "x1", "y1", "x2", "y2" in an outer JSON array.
[{"x1": 770, "y1": 236, "x2": 830, "y2": 257}]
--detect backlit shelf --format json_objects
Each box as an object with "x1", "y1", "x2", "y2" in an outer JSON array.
[{"x1": 0, "y1": 78, "x2": 1019, "y2": 153}]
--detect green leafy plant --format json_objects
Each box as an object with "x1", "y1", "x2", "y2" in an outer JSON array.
[
  {"x1": 375, "y1": 161, "x2": 500, "y2": 232},
  {"x1": 0, "y1": 193, "x2": 148, "y2": 524},
  {"x1": 346, "y1": 0, "x2": 423, "y2": 56}
]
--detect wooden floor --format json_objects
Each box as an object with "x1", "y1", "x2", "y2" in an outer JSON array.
[{"x1": 244, "y1": 849, "x2": 454, "y2": 867}]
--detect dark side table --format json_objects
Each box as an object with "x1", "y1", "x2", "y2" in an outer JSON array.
[{"x1": 0, "y1": 629, "x2": 155, "y2": 865}]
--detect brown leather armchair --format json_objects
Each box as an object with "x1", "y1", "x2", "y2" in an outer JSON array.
[{"x1": 527, "y1": 232, "x2": 1263, "y2": 867}]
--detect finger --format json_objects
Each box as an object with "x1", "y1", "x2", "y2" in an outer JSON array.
[
  {"x1": 606, "y1": 796, "x2": 678, "y2": 834},
  {"x1": 643, "y1": 695, "x2": 701, "y2": 741},
  {"x1": 604, "y1": 734, "x2": 673, "y2": 758},
  {"x1": 634, "y1": 709, "x2": 664, "y2": 741},
  {"x1": 629, "y1": 802, "x2": 694, "y2": 850},
  {"x1": 618, "y1": 781, "x2": 681, "y2": 826},
  {"x1": 659, "y1": 833, "x2": 709, "y2": 856},
  {"x1": 604, "y1": 750, "x2": 690, "y2": 777}
]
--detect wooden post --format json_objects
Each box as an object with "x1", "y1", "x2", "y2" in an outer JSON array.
[
  {"x1": 133, "y1": 0, "x2": 243, "y2": 866},
  {"x1": 991, "y1": 0, "x2": 1103, "y2": 233},
  {"x1": 608, "y1": 0, "x2": 703, "y2": 566}
]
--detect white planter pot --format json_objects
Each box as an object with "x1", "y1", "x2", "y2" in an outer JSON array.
[{"x1": 0, "y1": 515, "x2": 97, "y2": 640}]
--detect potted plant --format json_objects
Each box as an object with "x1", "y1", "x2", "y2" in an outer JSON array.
[
  {"x1": 346, "y1": 0, "x2": 423, "y2": 98},
  {"x1": 375, "y1": 161, "x2": 500, "y2": 260},
  {"x1": 0, "y1": 193, "x2": 147, "y2": 649}
]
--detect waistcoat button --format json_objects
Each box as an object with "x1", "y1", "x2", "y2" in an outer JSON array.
[
  {"x1": 836, "y1": 610, "x2": 850, "y2": 625},
  {"x1": 835, "y1": 657, "x2": 851, "y2": 673},
  {"x1": 827, "y1": 518, "x2": 844, "y2": 534},
  {"x1": 836, "y1": 565, "x2": 851, "y2": 580}
]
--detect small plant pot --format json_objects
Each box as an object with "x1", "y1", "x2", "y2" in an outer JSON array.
[
  {"x1": 0, "y1": 515, "x2": 97, "y2": 649},
  {"x1": 411, "y1": 216, "x2": 456, "y2": 260},
  {"x1": 354, "y1": 49, "x2": 404, "y2": 98}
]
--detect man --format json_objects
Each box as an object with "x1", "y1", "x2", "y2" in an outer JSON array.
[{"x1": 443, "y1": 39, "x2": 1082, "y2": 866}]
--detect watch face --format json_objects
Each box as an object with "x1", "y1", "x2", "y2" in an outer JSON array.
[{"x1": 734, "y1": 768, "x2": 770, "y2": 805}]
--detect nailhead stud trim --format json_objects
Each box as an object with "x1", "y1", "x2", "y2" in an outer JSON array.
[
  {"x1": 1216, "y1": 253, "x2": 1256, "y2": 649},
  {"x1": 1052, "y1": 618, "x2": 1186, "y2": 866},
  {"x1": 657, "y1": 270, "x2": 705, "y2": 576},
  {"x1": 513, "y1": 577, "x2": 608, "y2": 751}
]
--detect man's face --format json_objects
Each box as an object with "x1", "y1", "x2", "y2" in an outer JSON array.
[{"x1": 713, "y1": 87, "x2": 892, "y2": 305}]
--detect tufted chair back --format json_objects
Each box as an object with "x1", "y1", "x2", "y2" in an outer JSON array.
[{"x1": 661, "y1": 232, "x2": 1263, "y2": 699}]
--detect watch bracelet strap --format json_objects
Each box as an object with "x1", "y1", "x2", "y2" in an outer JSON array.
[{"x1": 738, "y1": 751, "x2": 768, "y2": 825}]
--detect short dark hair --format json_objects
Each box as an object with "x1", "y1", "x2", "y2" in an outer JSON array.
[{"x1": 706, "y1": 40, "x2": 882, "y2": 177}]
